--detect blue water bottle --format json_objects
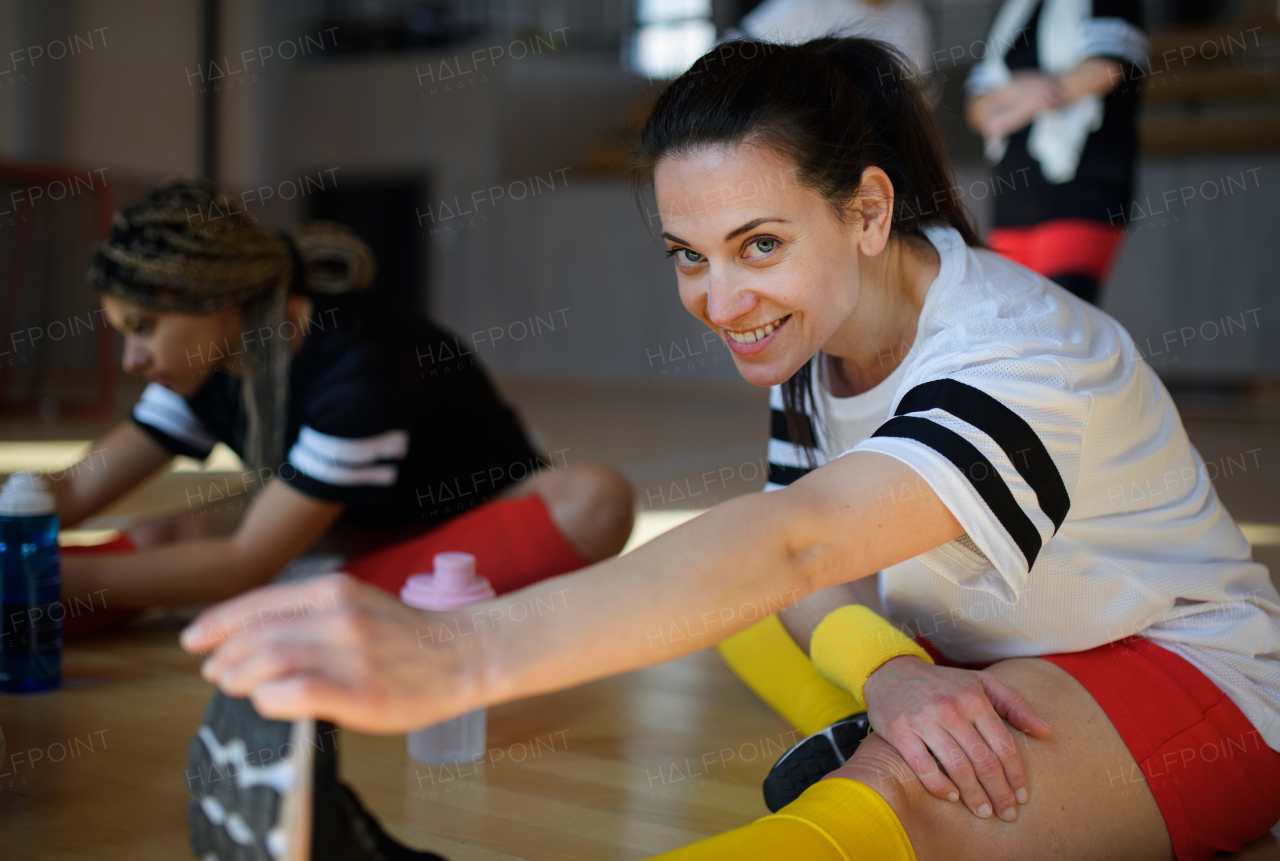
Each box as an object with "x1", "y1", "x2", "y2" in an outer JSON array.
[{"x1": 0, "y1": 471, "x2": 62, "y2": 693}]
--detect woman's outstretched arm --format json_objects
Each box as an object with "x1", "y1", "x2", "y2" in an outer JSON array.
[
  {"x1": 47, "y1": 421, "x2": 174, "y2": 527},
  {"x1": 185, "y1": 451, "x2": 1051, "y2": 821},
  {"x1": 62, "y1": 479, "x2": 344, "y2": 608},
  {"x1": 183, "y1": 450, "x2": 962, "y2": 730}
]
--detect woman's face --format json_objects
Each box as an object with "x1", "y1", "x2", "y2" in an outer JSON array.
[
  {"x1": 100, "y1": 295, "x2": 241, "y2": 397},
  {"x1": 654, "y1": 143, "x2": 880, "y2": 388}
]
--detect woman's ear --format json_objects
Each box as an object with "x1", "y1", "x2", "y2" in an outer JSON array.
[{"x1": 851, "y1": 167, "x2": 896, "y2": 256}]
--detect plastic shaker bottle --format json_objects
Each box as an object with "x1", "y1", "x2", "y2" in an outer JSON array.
[
  {"x1": 0, "y1": 471, "x2": 62, "y2": 693},
  {"x1": 401, "y1": 552, "x2": 494, "y2": 764}
]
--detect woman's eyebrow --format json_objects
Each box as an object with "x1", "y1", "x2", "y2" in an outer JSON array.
[
  {"x1": 725, "y1": 218, "x2": 788, "y2": 241},
  {"x1": 662, "y1": 218, "x2": 790, "y2": 248}
]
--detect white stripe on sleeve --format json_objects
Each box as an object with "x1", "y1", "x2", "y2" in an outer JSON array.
[
  {"x1": 296, "y1": 425, "x2": 408, "y2": 465},
  {"x1": 288, "y1": 442, "x2": 399, "y2": 487},
  {"x1": 133, "y1": 382, "x2": 218, "y2": 454},
  {"x1": 286, "y1": 425, "x2": 408, "y2": 487}
]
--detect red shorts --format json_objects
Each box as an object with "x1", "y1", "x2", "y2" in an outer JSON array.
[
  {"x1": 1044, "y1": 638, "x2": 1280, "y2": 860},
  {"x1": 919, "y1": 636, "x2": 1280, "y2": 859},
  {"x1": 343, "y1": 494, "x2": 589, "y2": 597},
  {"x1": 988, "y1": 218, "x2": 1125, "y2": 283}
]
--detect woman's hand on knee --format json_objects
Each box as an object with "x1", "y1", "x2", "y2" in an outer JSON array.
[
  {"x1": 179, "y1": 574, "x2": 477, "y2": 734},
  {"x1": 863, "y1": 656, "x2": 1051, "y2": 823},
  {"x1": 126, "y1": 513, "x2": 180, "y2": 548}
]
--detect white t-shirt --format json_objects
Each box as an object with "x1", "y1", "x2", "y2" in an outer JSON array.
[{"x1": 765, "y1": 225, "x2": 1280, "y2": 749}]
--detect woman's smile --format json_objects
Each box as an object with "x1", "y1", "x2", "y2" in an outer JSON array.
[{"x1": 722, "y1": 313, "x2": 792, "y2": 355}]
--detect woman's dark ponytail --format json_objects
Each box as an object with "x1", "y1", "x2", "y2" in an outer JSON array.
[{"x1": 635, "y1": 36, "x2": 979, "y2": 460}]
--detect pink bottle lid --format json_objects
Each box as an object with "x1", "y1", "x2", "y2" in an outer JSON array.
[{"x1": 400, "y1": 552, "x2": 495, "y2": 611}]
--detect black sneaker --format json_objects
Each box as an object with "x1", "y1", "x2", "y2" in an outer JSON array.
[
  {"x1": 186, "y1": 690, "x2": 448, "y2": 860},
  {"x1": 761, "y1": 713, "x2": 872, "y2": 812}
]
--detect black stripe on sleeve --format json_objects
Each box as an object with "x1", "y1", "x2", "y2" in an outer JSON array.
[
  {"x1": 768, "y1": 462, "x2": 810, "y2": 487},
  {"x1": 873, "y1": 416, "x2": 1043, "y2": 569},
  {"x1": 769, "y1": 407, "x2": 817, "y2": 486},
  {"x1": 895, "y1": 379, "x2": 1070, "y2": 530}
]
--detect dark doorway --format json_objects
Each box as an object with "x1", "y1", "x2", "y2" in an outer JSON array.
[{"x1": 306, "y1": 176, "x2": 428, "y2": 312}]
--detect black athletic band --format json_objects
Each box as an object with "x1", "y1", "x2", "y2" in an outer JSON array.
[
  {"x1": 895, "y1": 379, "x2": 1070, "y2": 530},
  {"x1": 872, "y1": 415, "x2": 1043, "y2": 568}
]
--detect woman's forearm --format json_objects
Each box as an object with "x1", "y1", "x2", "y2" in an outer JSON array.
[
  {"x1": 50, "y1": 423, "x2": 174, "y2": 527},
  {"x1": 64, "y1": 537, "x2": 277, "y2": 608},
  {"x1": 1056, "y1": 57, "x2": 1124, "y2": 102},
  {"x1": 471, "y1": 451, "x2": 963, "y2": 710},
  {"x1": 965, "y1": 91, "x2": 1000, "y2": 135},
  {"x1": 64, "y1": 480, "x2": 344, "y2": 609},
  {"x1": 968, "y1": 59, "x2": 1122, "y2": 139},
  {"x1": 472, "y1": 492, "x2": 811, "y2": 707}
]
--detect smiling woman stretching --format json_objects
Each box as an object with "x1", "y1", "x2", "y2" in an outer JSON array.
[{"x1": 181, "y1": 39, "x2": 1280, "y2": 861}]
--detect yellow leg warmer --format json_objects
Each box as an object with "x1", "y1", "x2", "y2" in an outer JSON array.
[
  {"x1": 716, "y1": 615, "x2": 863, "y2": 737},
  {"x1": 648, "y1": 778, "x2": 916, "y2": 861}
]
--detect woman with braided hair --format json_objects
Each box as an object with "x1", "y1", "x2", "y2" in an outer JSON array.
[{"x1": 51, "y1": 179, "x2": 633, "y2": 617}]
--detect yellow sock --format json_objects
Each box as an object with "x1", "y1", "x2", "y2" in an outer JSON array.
[
  {"x1": 716, "y1": 615, "x2": 863, "y2": 737},
  {"x1": 648, "y1": 778, "x2": 916, "y2": 861}
]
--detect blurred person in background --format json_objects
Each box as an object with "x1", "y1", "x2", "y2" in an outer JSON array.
[
  {"x1": 966, "y1": 0, "x2": 1148, "y2": 305},
  {"x1": 739, "y1": 0, "x2": 932, "y2": 74},
  {"x1": 48, "y1": 180, "x2": 632, "y2": 629}
]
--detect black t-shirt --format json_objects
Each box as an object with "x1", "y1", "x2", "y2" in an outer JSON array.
[
  {"x1": 131, "y1": 293, "x2": 542, "y2": 528},
  {"x1": 993, "y1": 0, "x2": 1144, "y2": 227}
]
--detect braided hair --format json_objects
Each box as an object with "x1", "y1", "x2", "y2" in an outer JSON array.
[{"x1": 89, "y1": 179, "x2": 376, "y2": 474}]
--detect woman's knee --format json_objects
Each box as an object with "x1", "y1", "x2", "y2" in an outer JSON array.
[
  {"x1": 127, "y1": 515, "x2": 180, "y2": 549},
  {"x1": 821, "y1": 736, "x2": 998, "y2": 860},
  {"x1": 823, "y1": 735, "x2": 931, "y2": 821},
  {"x1": 533, "y1": 463, "x2": 635, "y2": 560}
]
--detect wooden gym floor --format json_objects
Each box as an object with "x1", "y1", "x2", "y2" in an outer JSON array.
[{"x1": 0, "y1": 611, "x2": 797, "y2": 860}]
